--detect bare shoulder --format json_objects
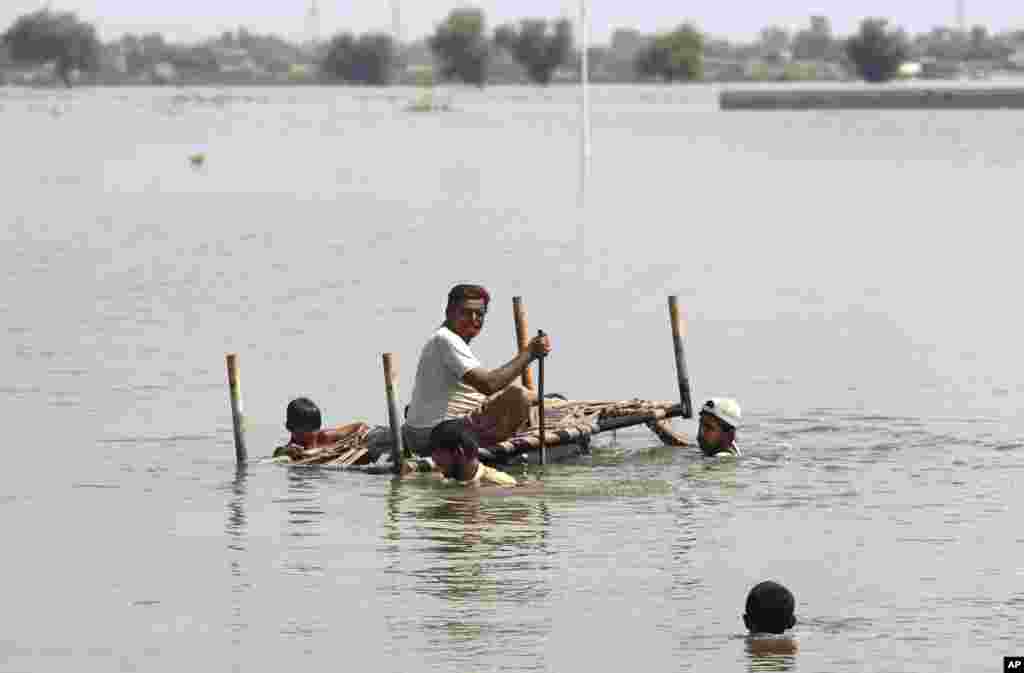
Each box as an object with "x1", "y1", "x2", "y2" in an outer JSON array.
[{"x1": 745, "y1": 636, "x2": 798, "y2": 656}]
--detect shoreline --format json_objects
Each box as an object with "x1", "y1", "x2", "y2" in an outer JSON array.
[{"x1": 719, "y1": 84, "x2": 1024, "y2": 109}]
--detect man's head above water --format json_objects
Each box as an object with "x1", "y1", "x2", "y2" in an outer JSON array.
[
  {"x1": 744, "y1": 580, "x2": 796, "y2": 634},
  {"x1": 697, "y1": 397, "x2": 741, "y2": 456},
  {"x1": 430, "y1": 419, "x2": 481, "y2": 481},
  {"x1": 286, "y1": 397, "x2": 322, "y2": 434}
]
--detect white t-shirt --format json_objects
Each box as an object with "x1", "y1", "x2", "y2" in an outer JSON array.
[{"x1": 406, "y1": 327, "x2": 487, "y2": 429}]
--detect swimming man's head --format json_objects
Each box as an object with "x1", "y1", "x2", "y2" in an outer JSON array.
[{"x1": 743, "y1": 580, "x2": 796, "y2": 634}]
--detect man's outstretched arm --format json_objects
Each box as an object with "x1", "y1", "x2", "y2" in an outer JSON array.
[{"x1": 462, "y1": 334, "x2": 551, "y2": 396}]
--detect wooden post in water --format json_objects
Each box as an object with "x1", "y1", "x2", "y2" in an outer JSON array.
[
  {"x1": 225, "y1": 353, "x2": 247, "y2": 464},
  {"x1": 382, "y1": 353, "x2": 405, "y2": 472},
  {"x1": 512, "y1": 296, "x2": 535, "y2": 390},
  {"x1": 537, "y1": 329, "x2": 547, "y2": 466},
  {"x1": 668, "y1": 296, "x2": 693, "y2": 419}
]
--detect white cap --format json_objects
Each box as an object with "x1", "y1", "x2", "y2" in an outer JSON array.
[{"x1": 700, "y1": 398, "x2": 741, "y2": 430}]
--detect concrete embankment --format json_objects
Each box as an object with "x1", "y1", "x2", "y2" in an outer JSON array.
[{"x1": 719, "y1": 86, "x2": 1024, "y2": 110}]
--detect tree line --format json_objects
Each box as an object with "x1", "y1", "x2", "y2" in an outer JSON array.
[
  {"x1": 4, "y1": 8, "x2": 1024, "y2": 87},
  {"x1": 1, "y1": 10, "x2": 100, "y2": 86}
]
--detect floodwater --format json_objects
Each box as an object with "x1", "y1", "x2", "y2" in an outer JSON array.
[{"x1": 1, "y1": 83, "x2": 1022, "y2": 672}]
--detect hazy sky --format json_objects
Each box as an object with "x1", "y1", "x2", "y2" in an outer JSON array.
[{"x1": 2, "y1": 1, "x2": 1020, "y2": 44}]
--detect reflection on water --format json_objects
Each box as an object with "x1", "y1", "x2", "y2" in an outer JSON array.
[
  {"x1": 225, "y1": 465, "x2": 247, "y2": 554},
  {"x1": 685, "y1": 458, "x2": 740, "y2": 499},
  {"x1": 745, "y1": 639, "x2": 798, "y2": 671},
  {"x1": 224, "y1": 465, "x2": 249, "y2": 645},
  {"x1": 411, "y1": 488, "x2": 553, "y2": 603},
  {"x1": 379, "y1": 479, "x2": 556, "y2": 667},
  {"x1": 671, "y1": 503, "x2": 699, "y2": 603},
  {"x1": 279, "y1": 468, "x2": 327, "y2": 574}
]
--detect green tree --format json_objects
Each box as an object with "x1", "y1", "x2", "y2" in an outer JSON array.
[
  {"x1": 634, "y1": 24, "x2": 703, "y2": 82},
  {"x1": 610, "y1": 29, "x2": 647, "y2": 59},
  {"x1": 166, "y1": 45, "x2": 219, "y2": 75},
  {"x1": 0, "y1": 43, "x2": 9, "y2": 85},
  {"x1": 846, "y1": 18, "x2": 909, "y2": 83},
  {"x1": 228, "y1": 30, "x2": 306, "y2": 74},
  {"x1": 792, "y1": 16, "x2": 833, "y2": 61},
  {"x1": 582, "y1": 45, "x2": 607, "y2": 80},
  {"x1": 914, "y1": 26, "x2": 966, "y2": 61},
  {"x1": 758, "y1": 25, "x2": 791, "y2": 62},
  {"x1": 963, "y1": 25, "x2": 1009, "y2": 60},
  {"x1": 322, "y1": 32, "x2": 395, "y2": 84},
  {"x1": 968, "y1": 25, "x2": 988, "y2": 58},
  {"x1": 1, "y1": 10, "x2": 100, "y2": 86},
  {"x1": 429, "y1": 8, "x2": 489, "y2": 86},
  {"x1": 118, "y1": 34, "x2": 148, "y2": 75},
  {"x1": 599, "y1": 29, "x2": 649, "y2": 82},
  {"x1": 140, "y1": 33, "x2": 166, "y2": 57},
  {"x1": 494, "y1": 18, "x2": 572, "y2": 85}
]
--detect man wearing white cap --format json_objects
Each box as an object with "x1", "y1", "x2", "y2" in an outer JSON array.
[{"x1": 698, "y1": 398, "x2": 742, "y2": 457}]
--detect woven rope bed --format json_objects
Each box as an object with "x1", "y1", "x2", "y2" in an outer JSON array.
[{"x1": 272, "y1": 398, "x2": 689, "y2": 469}]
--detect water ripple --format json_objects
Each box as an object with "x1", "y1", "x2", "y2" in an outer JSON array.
[{"x1": 98, "y1": 434, "x2": 216, "y2": 444}]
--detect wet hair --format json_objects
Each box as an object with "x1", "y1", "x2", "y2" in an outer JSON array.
[
  {"x1": 745, "y1": 581, "x2": 796, "y2": 634},
  {"x1": 430, "y1": 419, "x2": 480, "y2": 479},
  {"x1": 448, "y1": 461, "x2": 469, "y2": 481},
  {"x1": 286, "y1": 397, "x2": 322, "y2": 433},
  {"x1": 446, "y1": 284, "x2": 491, "y2": 311}
]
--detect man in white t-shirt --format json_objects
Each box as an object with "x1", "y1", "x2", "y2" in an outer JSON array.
[{"x1": 403, "y1": 284, "x2": 552, "y2": 460}]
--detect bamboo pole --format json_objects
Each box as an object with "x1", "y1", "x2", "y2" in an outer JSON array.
[
  {"x1": 382, "y1": 353, "x2": 405, "y2": 471},
  {"x1": 512, "y1": 296, "x2": 535, "y2": 390},
  {"x1": 487, "y1": 404, "x2": 686, "y2": 455},
  {"x1": 668, "y1": 296, "x2": 693, "y2": 419},
  {"x1": 225, "y1": 353, "x2": 247, "y2": 464},
  {"x1": 596, "y1": 404, "x2": 682, "y2": 431},
  {"x1": 537, "y1": 329, "x2": 547, "y2": 466}
]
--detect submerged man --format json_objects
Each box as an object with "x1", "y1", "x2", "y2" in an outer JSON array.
[
  {"x1": 697, "y1": 398, "x2": 742, "y2": 457},
  {"x1": 743, "y1": 580, "x2": 798, "y2": 656},
  {"x1": 430, "y1": 419, "x2": 518, "y2": 486},
  {"x1": 402, "y1": 284, "x2": 552, "y2": 459}
]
